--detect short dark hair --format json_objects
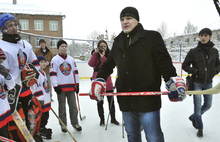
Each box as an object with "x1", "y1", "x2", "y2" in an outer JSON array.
[
  {"x1": 39, "y1": 39, "x2": 46, "y2": 45},
  {"x1": 199, "y1": 28, "x2": 212, "y2": 36}
]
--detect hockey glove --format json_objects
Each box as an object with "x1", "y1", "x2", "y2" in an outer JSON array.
[
  {"x1": 0, "y1": 65, "x2": 9, "y2": 78},
  {"x1": 89, "y1": 78, "x2": 106, "y2": 101},
  {"x1": 166, "y1": 77, "x2": 187, "y2": 102},
  {"x1": 20, "y1": 63, "x2": 39, "y2": 87},
  {"x1": 54, "y1": 86, "x2": 62, "y2": 94},
  {"x1": 75, "y1": 85, "x2": 79, "y2": 94}
]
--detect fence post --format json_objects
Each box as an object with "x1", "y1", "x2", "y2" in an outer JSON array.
[{"x1": 179, "y1": 43, "x2": 182, "y2": 62}]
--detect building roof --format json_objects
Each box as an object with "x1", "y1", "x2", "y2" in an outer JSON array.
[{"x1": 0, "y1": 3, "x2": 65, "y2": 17}]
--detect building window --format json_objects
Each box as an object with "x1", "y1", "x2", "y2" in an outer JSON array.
[
  {"x1": 50, "y1": 38, "x2": 59, "y2": 48},
  {"x1": 49, "y1": 20, "x2": 58, "y2": 31},
  {"x1": 35, "y1": 37, "x2": 44, "y2": 48},
  {"x1": 19, "y1": 19, "x2": 29, "y2": 30},
  {"x1": 34, "y1": 20, "x2": 43, "y2": 31}
]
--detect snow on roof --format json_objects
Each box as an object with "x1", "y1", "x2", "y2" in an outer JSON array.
[{"x1": 0, "y1": 3, "x2": 65, "y2": 17}]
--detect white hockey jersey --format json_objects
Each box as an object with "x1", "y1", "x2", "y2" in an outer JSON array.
[
  {"x1": 0, "y1": 74, "x2": 15, "y2": 128},
  {"x1": 31, "y1": 71, "x2": 51, "y2": 113},
  {"x1": 50, "y1": 54, "x2": 79, "y2": 92},
  {"x1": 0, "y1": 39, "x2": 39, "y2": 85}
]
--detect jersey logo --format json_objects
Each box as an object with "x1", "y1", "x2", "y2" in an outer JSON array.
[
  {"x1": 0, "y1": 83, "x2": 6, "y2": 100},
  {"x1": 60, "y1": 61, "x2": 72, "y2": 76},
  {"x1": 43, "y1": 79, "x2": 50, "y2": 93},
  {"x1": 17, "y1": 48, "x2": 27, "y2": 70}
]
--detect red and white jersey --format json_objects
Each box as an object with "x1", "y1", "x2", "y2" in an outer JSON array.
[
  {"x1": 0, "y1": 74, "x2": 14, "y2": 128},
  {"x1": 50, "y1": 54, "x2": 79, "y2": 92},
  {"x1": 0, "y1": 39, "x2": 39, "y2": 85},
  {"x1": 31, "y1": 71, "x2": 51, "y2": 112}
]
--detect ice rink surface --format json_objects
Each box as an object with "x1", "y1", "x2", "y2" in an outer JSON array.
[{"x1": 44, "y1": 76, "x2": 220, "y2": 142}]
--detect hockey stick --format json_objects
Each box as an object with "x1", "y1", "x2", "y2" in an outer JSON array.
[
  {"x1": 51, "y1": 108, "x2": 77, "y2": 142},
  {"x1": 0, "y1": 136, "x2": 16, "y2": 142},
  {"x1": 73, "y1": 72, "x2": 86, "y2": 121},
  {"x1": 79, "y1": 82, "x2": 220, "y2": 96}
]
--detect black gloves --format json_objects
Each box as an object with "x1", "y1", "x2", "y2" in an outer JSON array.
[
  {"x1": 75, "y1": 86, "x2": 79, "y2": 94},
  {"x1": 0, "y1": 65, "x2": 9, "y2": 78},
  {"x1": 54, "y1": 86, "x2": 62, "y2": 94}
]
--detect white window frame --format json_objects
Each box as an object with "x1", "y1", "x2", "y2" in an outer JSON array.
[
  {"x1": 49, "y1": 20, "x2": 58, "y2": 31},
  {"x1": 50, "y1": 38, "x2": 59, "y2": 48},
  {"x1": 35, "y1": 37, "x2": 44, "y2": 48},
  {"x1": 34, "y1": 20, "x2": 44, "y2": 31},
  {"x1": 19, "y1": 19, "x2": 29, "y2": 30}
]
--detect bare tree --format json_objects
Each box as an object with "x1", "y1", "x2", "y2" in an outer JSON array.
[
  {"x1": 157, "y1": 21, "x2": 169, "y2": 39},
  {"x1": 87, "y1": 30, "x2": 100, "y2": 40},
  {"x1": 184, "y1": 20, "x2": 198, "y2": 34}
]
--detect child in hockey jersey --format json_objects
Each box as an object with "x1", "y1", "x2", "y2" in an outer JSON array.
[
  {"x1": 32, "y1": 55, "x2": 52, "y2": 139},
  {"x1": 0, "y1": 48, "x2": 15, "y2": 139},
  {"x1": 50, "y1": 40, "x2": 82, "y2": 132}
]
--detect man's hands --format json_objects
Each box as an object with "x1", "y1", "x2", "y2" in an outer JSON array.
[
  {"x1": 166, "y1": 77, "x2": 187, "y2": 102},
  {"x1": 0, "y1": 65, "x2": 9, "y2": 78},
  {"x1": 89, "y1": 78, "x2": 106, "y2": 101},
  {"x1": 54, "y1": 86, "x2": 62, "y2": 94}
]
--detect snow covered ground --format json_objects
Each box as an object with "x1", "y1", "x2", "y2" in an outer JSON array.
[{"x1": 44, "y1": 76, "x2": 220, "y2": 142}]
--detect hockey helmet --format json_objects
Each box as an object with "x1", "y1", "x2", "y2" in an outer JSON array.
[{"x1": 0, "y1": 13, "x2": 16, "y2": 33}]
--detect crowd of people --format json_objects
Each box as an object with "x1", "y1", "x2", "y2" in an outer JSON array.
[{"x1": 0, "y1": 6, "x2": 218, "y2": 142}]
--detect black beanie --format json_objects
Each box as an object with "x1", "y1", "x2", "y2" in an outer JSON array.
[
  {"x1": 57, "y1": 39, "x2": 67, "y2": 49},
  {"x1": 120, "y1": 7, "x2": 139, "y2": 21}
]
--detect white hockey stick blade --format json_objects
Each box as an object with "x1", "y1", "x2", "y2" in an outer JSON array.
[
  {"x1": 186, "y1": 82, "x2": 220, "y2": 94},
  {"x1": 81, "y1": 116, "x2": 86, "y2": 120}
]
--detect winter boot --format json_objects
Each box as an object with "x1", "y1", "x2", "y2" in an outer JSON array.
[
  {"x1": 97, "y1": 101, "x2": 105, "y2": 126},
  {"x1": 73, "y1": 124, "x2": 82, "y2": 131},
  {"x1": 189, "y1": 116, "x2": 197, "y2": 129},
  {"x1": 197, "y1": 129, "x2": 203, "y2": 137},
  {"x1": 61, "y1": 126, "x2": 67, "y2": 133},
  {"x1": 100, "y1": 119, "x2": 105, "y2": 126},
  {"x1": 39, "y1": 128, "x2": 52, "y2": 139},
  {"x1": 111, "y1": 119, "x2": 119, "y2": 125}
]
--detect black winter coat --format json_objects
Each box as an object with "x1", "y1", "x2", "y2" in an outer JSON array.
[
  {"x1": 182, "y1": 41, "x2": 220, "y2": 84},
  {"x1": 97, "y1": 24, "x2": 177, "y2": 112}
]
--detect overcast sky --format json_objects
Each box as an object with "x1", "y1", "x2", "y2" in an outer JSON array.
[{"x1": 1, "y1": 0, "x2": 220, "y2": 40}]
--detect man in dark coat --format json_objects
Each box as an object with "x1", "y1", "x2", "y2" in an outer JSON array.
[
  {"x1": 89, "y1": 7, "x2": 187, "y2": 142},
  {"x1": 182, "y1": 28, "x2": 220, "y2": 138}
]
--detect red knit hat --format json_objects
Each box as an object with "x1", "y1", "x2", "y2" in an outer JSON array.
[{"x1": 0, "y1": 48, "x2": 6, "y2": 59}]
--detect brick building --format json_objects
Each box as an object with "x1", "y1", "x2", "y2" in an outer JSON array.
[{"x1": 0, "y1": 1, "x2": 65, "y2": 54}]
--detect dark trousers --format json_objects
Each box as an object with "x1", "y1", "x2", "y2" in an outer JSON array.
[
  {"x1": 97, "y1": 90, "x2": 116, "y2": 121},
  {"x1": 40, "y1": 111, "x2": 49, "y2": 128},
  {"x1": 18, "y1": 94, "x2": 32, "y2": 126},
  {"x1": 0, "y1": 123, "x2": 11, "y2": 139}
]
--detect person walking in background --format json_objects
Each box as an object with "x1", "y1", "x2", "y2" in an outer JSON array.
[
  {"x1": 50, "y1": 39, "x2": 82, "y2": 132},
  {"x1": 35, "y1": 39, "x2": 54, "y2": 101},
  {"x1": 89, "y1": 6, "x2": 186, "y2": 142},
  {"x1": 182, "y1": 28, "x2": 220, "y2": 138},
  {"x1": 88, "y1": 39, "x2": 119, "y2": 126}
]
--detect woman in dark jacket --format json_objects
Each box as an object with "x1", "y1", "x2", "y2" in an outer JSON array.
[{"x1": 88, "y1": 40, "x2": 119, "y2": 126}]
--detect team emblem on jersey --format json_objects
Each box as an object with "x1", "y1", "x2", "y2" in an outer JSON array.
[
  {"x1": 43, "y1": 79, "x2": 50, "y2": 94},
  {"x1": 60, "y1": 61, "x2": 72, "y2": 76},
  {"x1": 17, "y1": 48, "x2": 27, "y2": 70},
  {"x1": 0, "y1": 84, "x2": 6, "y2": 100}
]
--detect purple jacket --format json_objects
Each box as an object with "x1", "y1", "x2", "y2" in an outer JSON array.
[{"x1": 88, "y1": 52, "x2": 113, "y2": 91}]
